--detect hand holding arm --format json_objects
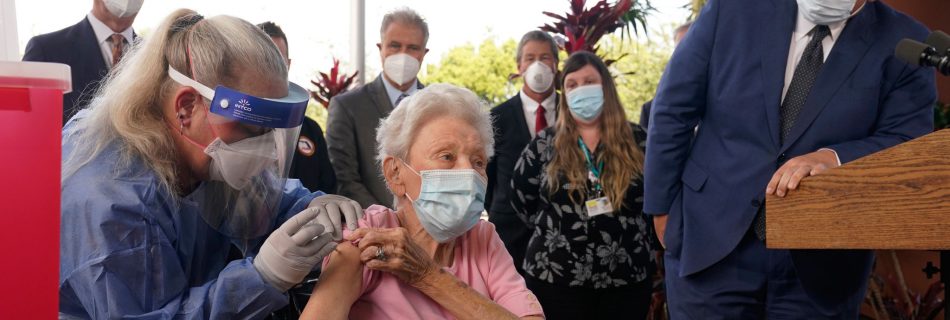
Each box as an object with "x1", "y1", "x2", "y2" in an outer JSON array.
[{"x1": 346, "y1": 228, "x2": 537, "y2": 320}]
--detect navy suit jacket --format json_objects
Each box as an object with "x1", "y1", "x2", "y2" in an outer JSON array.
[
  {"x1": 645, "y1": 0, "x2": 935, "y2": 313},
  {"x1": 23, "y1": 17, "x2": 110, "y2": 126}
]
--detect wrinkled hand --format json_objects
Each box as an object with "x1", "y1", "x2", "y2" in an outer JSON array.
[
  {"x1": 308, "y1": 194, "x2": 364, "y2": 241},
  {"x1": 766, "y1": 149, "x2": 839, "y2": 197},
  {"x1": 345, "y1": 227, "x2": 439, "y2": 287},
  {"x1": 653, "y1": 214, "x2": 668, "y2": 249},
  {"x1": 254, "y1": 208, "x2": 337, "y2": 292}
]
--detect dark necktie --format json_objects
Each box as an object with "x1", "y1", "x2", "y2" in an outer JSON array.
[
  {"x1": 395, "y1": 93, "x2": 409, "y2": 107},
  {"x1": 780, "y1": 25, "x2": 830, "y2": 143},
  {"x1": 755, "y1": 25, "x2": 831, "y2": 241},
  {"x1": 535, "y1": 104, "x2": 547, "y2": 133}
]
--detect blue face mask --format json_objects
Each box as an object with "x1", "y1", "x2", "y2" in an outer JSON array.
[
  {"x1": 796, "y1": 0, "x2": 856, "y2": 25},
  {"x1": 567, "y1": 84, "x2": 605, "y2": 121},
  {"x1": 402, "y1": 162, "x2": 487, "y2": 243}
]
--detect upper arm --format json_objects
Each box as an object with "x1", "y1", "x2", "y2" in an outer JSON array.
[
  {"x1": 643, "y1": 0, "x2": 721, "y2": 214},
  {"x1": 303, "y1": 242, "x2": 364, "y2": 319},
  {"x1": 482, "y1": 224, "x2": 545, "y2": 318}
]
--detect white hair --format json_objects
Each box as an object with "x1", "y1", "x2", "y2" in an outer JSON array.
[{"x1": 376, "y1": 83, "x2": 495, "y2": 184}]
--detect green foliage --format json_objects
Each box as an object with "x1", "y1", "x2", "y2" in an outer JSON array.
[
  {"x1": 935, "y1": 101, "x2": 950, "y2": 130},
  {"x1": 600, "y1": 34, "x2": 673, "y2": 123},
  {"x1": 421, "y1": 38, "x2": 519, "y2": 106},
  {"x1": 420, "y1": 34, "x2": 672, "y2": 124},
  {"x1": 305, "y1": 100, "x2": 328, "y2": 128}
]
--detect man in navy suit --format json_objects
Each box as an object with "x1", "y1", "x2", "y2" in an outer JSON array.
[
  {"x1": 486, "y1": 30, "x2": 559, "y2": 275},
  {"x1": 644, "y1": 0, "x2": 936, "y2": 318},
  {"x1": 23, "y1": 0, "x2": 142, "y2": 126}
]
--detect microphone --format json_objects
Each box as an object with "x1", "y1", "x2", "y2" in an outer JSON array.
[
  {"x1": 925, "y1": 30, "x2": 950, "y2": 53},
  {"x1": 895, "y1": 38, "x2": 949, "y2": 76}
]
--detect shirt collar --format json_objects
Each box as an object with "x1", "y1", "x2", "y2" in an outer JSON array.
[
  {"x1": 87, "y1": 12, "x2": 134, "y2": 45},
  {"x1": 519, "y1": 89, "x2": 556, "y2": 115},
  {"x1": 381, "y1": 73, "x2": 419, "y2": 107},
  {"x1": 793, "y1": 2, "x2": 865, "y2": 43}
]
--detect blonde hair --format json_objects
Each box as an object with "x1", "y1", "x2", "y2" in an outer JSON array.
[
  {"x1": 62, "y1": 9, "x2": 288, "y2": 196},
  {"x1": 546, "y1": 51, "x2": 644, "y2": 208}
]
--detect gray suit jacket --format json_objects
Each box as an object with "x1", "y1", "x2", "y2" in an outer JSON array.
[{"x1": 326, "y1": 76, "x2": 422, "y2": 208}]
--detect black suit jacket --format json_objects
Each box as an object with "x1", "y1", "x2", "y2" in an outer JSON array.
[
  {"x1": 486, "y1": 94, "x2": 556, "y2": 275},
  {"x1": 23, "y1": 17, "x2": 111, "y2": 126},
  {"x1": 289, "y1": 117, "x2": 337, "y2": 194}
]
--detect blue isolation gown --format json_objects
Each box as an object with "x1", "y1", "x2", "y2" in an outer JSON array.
[{"x1": 59, "y1": 111, "x2": 322, "y2": 319}]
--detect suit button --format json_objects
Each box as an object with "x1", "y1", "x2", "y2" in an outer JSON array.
[{"x1": 778, "y1": 153, "x2": 787, "y2": 162}]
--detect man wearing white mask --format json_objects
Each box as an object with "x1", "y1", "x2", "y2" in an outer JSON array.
[
  {"x1": 485, "y1": 30, "x2": 559, "y2": 276},
  {"x1": 23, "y1": 0, "x2": 143, "y2": 127},
  {"x1": 646, "y1": 0, "x2": 936, "y2": 318},
  {"x1": 326, "y1": 8, "x2": 428, "y2": 209}
]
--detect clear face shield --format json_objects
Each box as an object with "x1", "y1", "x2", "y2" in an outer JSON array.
[{"x1": 168, "y1": 66, "x2": 309, "y2": 239}]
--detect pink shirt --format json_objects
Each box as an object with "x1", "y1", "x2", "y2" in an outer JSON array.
[{"x1": 327, "y1": 205, "x2": 544, "y2": 319}]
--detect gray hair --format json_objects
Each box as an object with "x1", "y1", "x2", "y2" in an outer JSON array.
[
  {"x1": 376, "y1": 84, "x2": 495, "y2": 203},
  {"x1": 516, "y1": 30, "x2": 559, "y2": 63},
  {"x1": 380, "y1": 8, "x2": 429, "y2": 45}
]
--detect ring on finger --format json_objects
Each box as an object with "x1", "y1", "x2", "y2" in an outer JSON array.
[{"x1": 375, "y1": 246, "x2": 386, "y2": 261}]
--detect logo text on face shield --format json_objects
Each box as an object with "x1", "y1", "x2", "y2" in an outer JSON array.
[{"x1": 236, "y1": 98, "x2": 252, "y2": 112}]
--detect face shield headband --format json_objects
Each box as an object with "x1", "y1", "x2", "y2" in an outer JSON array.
[{"x1": 167, "y1": 66, "x2": 309, "y2": 129}]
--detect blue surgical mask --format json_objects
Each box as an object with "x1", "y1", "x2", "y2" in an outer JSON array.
[
  {"x1": 796, "y1": 0, "x2": 856, "y2": 25},
  {"x1": 567, "y1": 84, "x2": 605, "y2": 121},
  {"x1": 402, "y1": 162, "x2": 487, "y2": 243}
]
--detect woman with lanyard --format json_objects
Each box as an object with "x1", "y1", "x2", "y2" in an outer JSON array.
[{"x1": 510, "y1": 51, "x2": 658, "y2": 320}]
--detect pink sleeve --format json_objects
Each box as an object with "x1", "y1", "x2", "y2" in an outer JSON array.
[
  {"x1": 321, "y1": 206, "x2": 392, "y2": 295},
  {"x1": 480, "y1": 222, "x2": 545, "y2": 318}
]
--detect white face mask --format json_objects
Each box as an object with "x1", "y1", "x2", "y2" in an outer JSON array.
[
  {"x1": 104, "y1": 0, "x2": 144, "y2": 18},
  {"x1": 523, "y1": 61, "x2": 555, "y2": 93},
  {"x1": 383, "y1": 53, "x2": 421, "y2": 86},
  {"x1": 205, "y1": 131, "x2": 280, "y2": 190},
  {"x1": 796, "y1": 0, "x2": 856, "y2": 25}
]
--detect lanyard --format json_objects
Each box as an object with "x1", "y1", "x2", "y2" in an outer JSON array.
[{"x1": 578, "y1": 137, "x2": 603, "y2": 191}]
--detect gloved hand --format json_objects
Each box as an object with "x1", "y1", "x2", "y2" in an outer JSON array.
[
  {"x1": 254, "y1": 207, "x2": 336, "y2": 292},
  {"x1": 308, "y1": 194, "x2": 364, "y2": 241}
]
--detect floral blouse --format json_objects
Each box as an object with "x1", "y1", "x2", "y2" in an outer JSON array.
[{"x1": 510, "y1": 123, "x2": 657, "y2": 289}]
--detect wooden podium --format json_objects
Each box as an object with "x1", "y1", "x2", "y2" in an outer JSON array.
[{"x1": 766, "y1": 129, "x2": 950, "y2": 318}]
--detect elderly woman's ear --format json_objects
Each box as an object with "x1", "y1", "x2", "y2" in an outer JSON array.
[{"x1": 382, "y1": 156, "x2": 407, "y2": 197}]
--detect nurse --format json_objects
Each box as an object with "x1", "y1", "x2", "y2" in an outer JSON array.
[{"x1": 59, "y1": 9, "x2": 361, "y2": 318}]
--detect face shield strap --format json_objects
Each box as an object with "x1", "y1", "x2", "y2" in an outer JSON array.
[{"x1": 167, "y1": 66, "x2": 309, "y2": 129}]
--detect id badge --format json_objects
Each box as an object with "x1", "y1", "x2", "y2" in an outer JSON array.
[{"x1": 585, "y1": 196, "x2": 614, "y2": 216}]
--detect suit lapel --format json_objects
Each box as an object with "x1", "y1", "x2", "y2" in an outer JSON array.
[
  {"x1": 780, "y1": 5, "x2": 876, "y2": 154},
  {"x1": 76, "y1": 18, "x2": 108, "y2": 78},
  {"x1": 367, "y1": 76, "x2": 395, "y2": 116},
  {"x1": 513, "y1": 95, "x2": 531, "y2": 139},
  {"x1": 758, "y1": 0, "x2": 796, "y2": 151}
]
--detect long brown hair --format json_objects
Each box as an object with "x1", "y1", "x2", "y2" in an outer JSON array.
[{"x1": 546, "y1": 51, "x2": 644, "y2": 208}]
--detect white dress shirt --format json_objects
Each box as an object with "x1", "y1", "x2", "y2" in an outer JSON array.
[
  {"x1": 781, "y1": 5, "x2": 864, "y2": 165},
  {"x1": 520, "y1": 89, "x2": 557, "y2": 139},
  {"x1": 87, "y1": 13, "x2": 134, "y2": 68},
  {"x1": 381, "y1": 73, "x2": 420, "y2": 108}
]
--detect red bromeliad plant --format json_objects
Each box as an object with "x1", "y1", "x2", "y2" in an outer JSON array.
[
  {"x1": 310, "y1": 58, "x2": 359, "y2": 108},
  {"x1": 540, "y1": 0, "x2": 652, "y2": 65}
]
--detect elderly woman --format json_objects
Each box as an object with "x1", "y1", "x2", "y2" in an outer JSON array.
[
  {"x1": 302, "y1": 84, "x2": 545, "y2": 319},
  {"x1": 59, "y1": 9, "x2": 361, "y2": 318}
]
